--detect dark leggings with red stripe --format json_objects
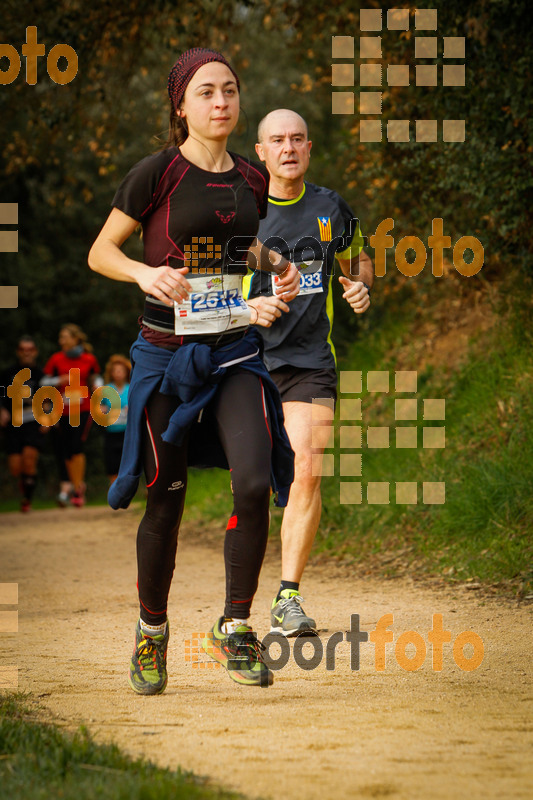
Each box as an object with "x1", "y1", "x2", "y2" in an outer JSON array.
[{"x1": 137, "y1": 369, "x2": 272, "y2": 625}]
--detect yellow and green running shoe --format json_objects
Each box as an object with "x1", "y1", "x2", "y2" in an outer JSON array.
[
  {"x1": 128, "y1": 620, "x2": 169, "y2": 695},
  {"x1": 201, "y1": 617, "x2": 273, "y2": 687}
]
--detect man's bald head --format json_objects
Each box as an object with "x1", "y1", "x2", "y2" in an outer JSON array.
[
  {"x1": 257, "y1": 109, "x2": 308, "y2": 143},
  {"x1": 255, "y1": 108, "x2": 312, "y2": 194}
]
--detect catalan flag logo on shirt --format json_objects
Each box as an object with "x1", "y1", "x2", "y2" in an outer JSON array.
[{"x1": 317, "y1": 216, "x2": 332, "y2": 241}]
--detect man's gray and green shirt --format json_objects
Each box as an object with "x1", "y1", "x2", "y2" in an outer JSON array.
[{"x1": 244, "y1": 182, "x2": 363, "y2": 371}]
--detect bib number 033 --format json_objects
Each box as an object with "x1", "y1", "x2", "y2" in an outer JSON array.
[{"x1": 272, "y1": 260, "x2": 324, "y2": 296}]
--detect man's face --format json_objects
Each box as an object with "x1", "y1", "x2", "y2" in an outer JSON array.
[
  {"x1": 17, "y1": 341, "x2": 37, "y2": 367},
  {"x1": 256, "y1": 113, "x2": 312, "y2": 183}
]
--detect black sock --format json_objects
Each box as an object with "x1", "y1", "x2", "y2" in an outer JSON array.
[
  {"x1": 21, "y1": 474, "x2": 37, "y2": 502},
  {"x1": 277, "y1": 580, "x2": 299, "y2": 600}
]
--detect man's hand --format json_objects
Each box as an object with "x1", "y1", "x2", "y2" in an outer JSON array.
[
  {"x1": 339, "y1": 276, "x2": 371, "y2": 313},
  {"x1": 273, "y1": 262, "x2": 300, "y2": 301},
  {"x1": 0, "y1": 407, "x2": 10, "y2": 427},
  {"x1": 248, "y1": 296, "x2": 290, "y2": 327}
]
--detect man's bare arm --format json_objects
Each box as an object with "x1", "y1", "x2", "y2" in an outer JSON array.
[
  {"x1": 336, "y1": 249, "x2": 374, "y2": 314},
  {"x1": 337, "y1": 249, "x2": 374, "y2": 288}
]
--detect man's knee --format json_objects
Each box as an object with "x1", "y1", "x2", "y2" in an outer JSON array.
[
  {"x1": 290, "y1": 467, "x2": 322, "y2": 497},
  {"x1": 294, "y1": 450, "x2": 325, "y2": 483}
]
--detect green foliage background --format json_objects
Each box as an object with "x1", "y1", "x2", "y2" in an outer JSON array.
[
  {"x1": 1, "y1": 1, "x2": 531, "y2": 588},
  {"x1": 1, "y1": 0, "x2": 531, "y2": 365}
]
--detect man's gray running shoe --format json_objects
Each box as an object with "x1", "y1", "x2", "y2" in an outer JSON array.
[{"x1": 270, "y1": 589, "x2": 316, "y2": 636}]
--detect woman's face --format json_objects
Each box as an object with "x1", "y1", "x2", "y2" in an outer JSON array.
[
  {"x1": 180, "y1": 62, "x2": 239, "y2": 144},
  {"x1": 59, "y1": 328, "x2": 78, "y2": 351},
  {"x1": 110, "y1": 363, "x2": 128, "y2": 384}
]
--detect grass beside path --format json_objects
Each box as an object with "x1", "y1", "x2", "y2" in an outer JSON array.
[
  {"x1": 179, "y1": 270, "x2": 533, "y2": 598},
  {"x1": 312, "y1": 271, "x2": 533, "y2": 596},
  {"x1": 1, "y1": 270, "x2": 530, "y2": 597},
  {"x1": 0, "y1": 692, "x2": 244, "y2": 800}
]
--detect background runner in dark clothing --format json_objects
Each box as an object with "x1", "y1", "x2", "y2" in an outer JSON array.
[{"x1": 0, "y1": 336, "x2": 47, "y2": 512}]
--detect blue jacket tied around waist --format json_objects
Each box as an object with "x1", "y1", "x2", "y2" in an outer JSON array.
[{"x1": 108, "y1": 328, "x2": 294, "y2": 510}]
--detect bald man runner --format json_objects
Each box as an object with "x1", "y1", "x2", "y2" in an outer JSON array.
[{"x1": 245, "y1": 109, "x2": 374, "y2": 635}]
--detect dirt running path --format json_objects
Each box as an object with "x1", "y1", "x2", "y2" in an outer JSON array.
[{"x1": 1, "y1": 506, "x2": 532, "y2": 799}]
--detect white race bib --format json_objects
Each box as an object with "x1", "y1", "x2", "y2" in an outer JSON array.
[
  {"x1": 271, "y1": 260, "x2": 324, "y2": 296},
  {"x1": 174, "y1": 274, "x2": 250, "y2": 335}
]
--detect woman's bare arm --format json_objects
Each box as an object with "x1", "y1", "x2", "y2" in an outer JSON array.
[{"x1": 88, "y1": 208, "x2": 191, "y2": 307}]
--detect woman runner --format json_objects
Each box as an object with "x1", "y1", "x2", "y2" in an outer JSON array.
[
  {"x1": 42, "y1": 324, "x2": 102, "y2": 507},
  {"x1": 88, "y1": 48, "x2": 299, "y2": 692}
]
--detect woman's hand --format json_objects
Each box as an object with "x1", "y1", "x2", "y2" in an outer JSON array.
[
  {"x1": 136, "y1": 265, "x2": 192, "y2": 307},
  {"x1": 89, "y1": 209, "x2": 192, "y2": 307},
  {"x1": 273, "y1": 262, "x2": 300, "y2": 301}
]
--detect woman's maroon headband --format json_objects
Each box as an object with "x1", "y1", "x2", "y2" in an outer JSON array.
[{"x1": 167, "y1": 48, "x2": 240, "y2": 112}]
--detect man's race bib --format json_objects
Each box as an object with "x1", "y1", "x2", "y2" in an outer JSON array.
[
  {"x1": 271, "y1": 260, "x2": 324, "y2": 296},
  {"x1": 174, "y1": 274, "x2": 250, "y2": 335}
]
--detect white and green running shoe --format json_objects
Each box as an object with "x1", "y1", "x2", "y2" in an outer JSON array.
[
  {"x1": 270, "y1": 589, "x2": 317, "y2": 636},
  {"x1": 128, "y1": 620, "x2": 169, "y2": 695},
  {"x1": 201, "y1": 617, "x2": 273, "y2": 686}
]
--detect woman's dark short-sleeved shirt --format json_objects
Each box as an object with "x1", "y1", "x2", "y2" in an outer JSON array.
[{"x1": 112, "y1": 147, "x2": 269, "y2": 276}]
